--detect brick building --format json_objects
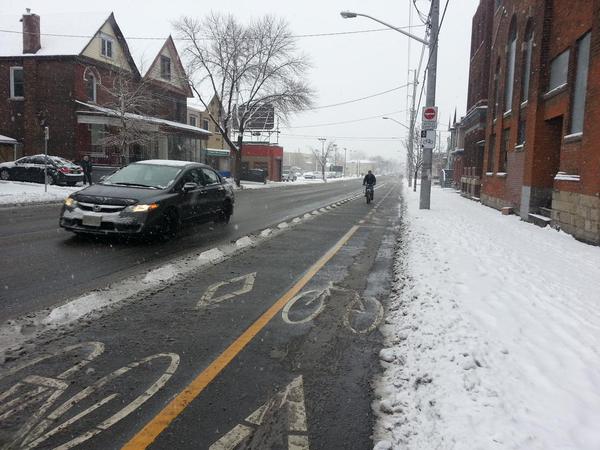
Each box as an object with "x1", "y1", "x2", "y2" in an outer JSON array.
[
  {"x1": 466, "y1": 0, "x2": 599, "y2": 244},
  {"x1": 0, "y1": 11, "x2": 209, "y2": 166},
  {"x1": 241, "y1": 143, "x2": 283, "y2": 182}
]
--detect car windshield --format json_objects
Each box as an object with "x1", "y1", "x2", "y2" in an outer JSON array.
[{"x1": 102, "y1": 164, "x2": 182, "y2": 189}]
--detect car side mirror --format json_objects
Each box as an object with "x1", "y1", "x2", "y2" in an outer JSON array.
[{"x1": 182, "y1": 182, "x2": 198, "y2": 192}]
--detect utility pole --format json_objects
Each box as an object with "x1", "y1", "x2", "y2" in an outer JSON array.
[
  {"x1": 420, "y1": 0, "x2": 439, "y2": 210},
  {"x1": 407, "y1": 69, "x2": 418, "y2": 188},
  {"x1": 43, "y1": 126, "x2": 49, "y2": 193},
  {"x1": 343, "y1": 147, "x2": 347, "y2": 178},
  {"x1": 318, "y1": 137, "x2": 326, "y2": 181}
]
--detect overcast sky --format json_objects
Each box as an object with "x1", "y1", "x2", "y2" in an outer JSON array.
[{"x1": 3, "y1": 0, "x2": 479, "y2": 161}]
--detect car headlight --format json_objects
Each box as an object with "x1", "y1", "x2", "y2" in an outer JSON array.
[
  {"x1": 64, "y1": 197, "x2": 77, "y2": 207},
  {"x1": 129, "y1": 203, "x2": 159, "y2": 212}
]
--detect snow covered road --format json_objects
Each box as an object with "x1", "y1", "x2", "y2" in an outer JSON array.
[{"x1": 375, "y1": 185, "x2": 600, "y2": 450}]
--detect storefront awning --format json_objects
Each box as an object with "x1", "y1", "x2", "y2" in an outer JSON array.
[
  {"x1": 206, "y1": 148, "x2": 230, "y2": 157},
  {"x1": 0, "y1": 134, "x2": 18, "y2": 144}
]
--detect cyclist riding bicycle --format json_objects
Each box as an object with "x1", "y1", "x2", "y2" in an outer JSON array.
[
  {"x1": 363, "y1": 170, "x2": 376, "y2": 188},
  {"x1": 363, "y1": 170, "x2": 376, "y2": 202}
]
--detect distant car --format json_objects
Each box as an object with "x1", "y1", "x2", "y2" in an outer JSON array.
[
  {"x1": 303, "y1": 171, "x2": 316, "y2": 179},
  {"x1": 60, "y1": 160, "x2": 234, "y2": 238},
  {"x1": 241, "y1": 168, "x2": 268, "y2": 184},
  {"x1": 282, "y1": 170, "x2": 297, "y2": 182},
  {"x1": 0, "y1": 154, "x2": 83, "y2": 186}
]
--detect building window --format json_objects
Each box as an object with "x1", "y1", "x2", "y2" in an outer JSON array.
[
  {"x1": 189, "y1": 116, "x2": 197, "y2": 127},
  {"x1": 85, "y1": 74, "x2": 96, "y2": 102},
  {"x1": 521, "y1": 22, "x2": 534, "y2": 102},
  {"x1": 548, "y1": 49, "x2": 570, "y2": 92},
  {"x1": 487, "y1": 134, "x2": 496, "y2": 172},
  {"x1": 517, "y1": 112, "x2": 526, "y2": 146},
  {"x1": 504, "y1": 19, "x2": 517, "y2": 113},
  {"x1": 570, "y1": 32, "x2": 591, "y2": 134},
  {"x1": 500, "y1": 129, "x2": 510, "y2": 172},
  {"x1": 203, "y1": 119, "x2": 209, "y2": 130},
  {"x1": 160, "y1": 56, "x2": 171, "y2": 80},
  {"x1": 10, "y1": 66, "x2": 24, "y2": 98},
  {"x1": 493, "y1": 59, "x2": 500, "y2": 119},
  {"x1": 101, "y1": 36, "x2": 113, "y2": 58}
]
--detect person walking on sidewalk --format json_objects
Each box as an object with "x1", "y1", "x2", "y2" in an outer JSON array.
[{"x1": 81, "y1": 155, "x2": 93, "y2": 185}]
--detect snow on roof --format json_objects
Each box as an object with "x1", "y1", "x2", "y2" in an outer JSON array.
[
  {"x1": 0, "y1": 134, "x2": 18, "y2": 144},
  {"x1": 76, "y1": 101, "x2": 211, "y2": 135},
  {"x1": 135, "y1": 159, "x2": 197, "y2": 167},
  {"x1": 0, "y1": 11, "x2": 111, "y2": 57}
]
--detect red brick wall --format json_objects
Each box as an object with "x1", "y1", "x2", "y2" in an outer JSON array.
[{"x1": 0, "y1": 57, "x2": 77, "y2": 160}]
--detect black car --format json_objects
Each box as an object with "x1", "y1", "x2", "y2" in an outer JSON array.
[
  {"x1": 240, "y1": 168, "x2": 268, "y2": 183},
  {"x1": 60, "y1": 160, "x2": 235, "y2": 238},
  {"x1": 0, "y1": 154, "x2": 83, "y2": 186}
]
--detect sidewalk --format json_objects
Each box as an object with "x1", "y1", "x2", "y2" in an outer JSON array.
[
  {"x1": 374, "y1": 185, "x2": 600, "y2": 450},
  {"x1": 0, "y1": 180, "x2": 81, "y2": 206}
]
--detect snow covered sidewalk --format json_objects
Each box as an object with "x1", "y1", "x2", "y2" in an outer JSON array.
[
  {"x1": 375, "y1": 185, "x2": 600, "y2": 450},
  {"x1": 0, "y1": 180, "x2": 81, "y2": 205}
]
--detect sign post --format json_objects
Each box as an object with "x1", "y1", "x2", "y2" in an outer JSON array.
[{"x1": 44, "y1": 126, "x2": 49, "y2": 193}]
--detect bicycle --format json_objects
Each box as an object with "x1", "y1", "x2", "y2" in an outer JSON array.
[
  {"x1": 365, "y1": 185, "x2": 374, "y2": 204},
  {"x1": 0, "y1": 341, "x2": 179, "y2": 449}
]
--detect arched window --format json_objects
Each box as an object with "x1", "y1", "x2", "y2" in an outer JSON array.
[
  {"x1": 504, "y1": 17, "x2": 517, "y2": 113},
  {"x1": 86, "y1": 73, "x2": 97, "y2": 102},
  {"x1": 521, "y1": 20, "x2": 534, "y2": 103}
]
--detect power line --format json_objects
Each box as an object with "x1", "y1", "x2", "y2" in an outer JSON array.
[
  {"x1": 282, "y1": 109, "x2": 408, "y2": 129},
  {"x1": 280, "y1": 133, "x2": 402, "y2": 141},
  {"x1": 308, "y1": 83, "x2": 411, "y2": 110},
  {"x1": 0, "y1": 24, "x2": 426, "y2": 41}
]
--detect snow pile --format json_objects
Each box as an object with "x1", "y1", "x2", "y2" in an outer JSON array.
[
  {"x1": 0, "y1": 180, "x2": 80, "y2": 205},
  {"x1": 375, "y1": 185, "x2": 600, "y2": 450}
]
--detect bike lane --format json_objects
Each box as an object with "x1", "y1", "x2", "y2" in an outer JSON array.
[{"x1": 0, "y1": 182, "x2": 401, "y2": 450}]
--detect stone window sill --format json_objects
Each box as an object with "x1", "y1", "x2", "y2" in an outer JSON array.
[
  {"x1": 563, "y1": 132, "x2": 583, "y2": 144},
  {"x1": 514, "y1": 144, "x2": 524, "y2": 152},
  {"x1": 543, "y1": 83, "x2": 568, "y2": 101},
  {"x1": 496, "y1": 172, "x2": 508, "y2": 178},
  {"x1": 485, "y1": 172, "x2": 494, "y2": 177}
]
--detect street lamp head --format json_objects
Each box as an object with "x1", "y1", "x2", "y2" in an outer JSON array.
[{"x1": 340, "y1": 11, "x2": 357, "y2": 19}]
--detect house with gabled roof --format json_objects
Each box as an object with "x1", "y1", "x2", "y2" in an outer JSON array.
[{"x1": 0, "y1": 9, "x2": 209, "y2": 165}]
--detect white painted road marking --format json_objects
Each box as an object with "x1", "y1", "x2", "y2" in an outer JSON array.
[
  {"x1": 282, "y1": 289, "x2": 328, "y2": 325},
  {"x1": 196, "y1": 272, "x2": 257, "y2": 309},
  {"x1": 0, "y1": 342, "x2": 179, "y2": 450},
  {"x1": 210, "y1": 376, "x2": 309, "y2": 449}
]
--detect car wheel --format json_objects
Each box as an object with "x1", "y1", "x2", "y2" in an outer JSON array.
[
  {"x1": 216, "y1": 201, "x2": 232, "y2": 224},
  {"x1": 45, "y1": 173, "x2": 56, "y2": 185},
  {"x1": 158, "y1": 209, "x2": 180, "y2": 240},
  {"x1": 0, "y1": 169, "x2": 9, "y2": 181},
  {"x1": 67, "y1": 182, "x2": 77, "y2": 187}
]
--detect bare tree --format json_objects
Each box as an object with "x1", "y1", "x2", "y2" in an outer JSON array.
[
  {"x1": 95, "y1": 68, "x2": 162, "y2": 165},
  {"x1": 176, "y1": 13, "x2": 314, "y2": 186},
  {"x1": 311, "y1": 140, "x2": 335, "y2": 182},
  {"x1": 404, "y1": 126, "x2": 423, "y2": 192}
]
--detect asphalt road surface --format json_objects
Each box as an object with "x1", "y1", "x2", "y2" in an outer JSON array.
[
  {"x1": 0, "y1": 179, "x2": 373, "y2": 323},
  {"x1": 0, "y1": 179, "x2": 401, "y2": 450}
]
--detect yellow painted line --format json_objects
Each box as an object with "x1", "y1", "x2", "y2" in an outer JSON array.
[{"x1": 122, "y1": 224, "x2": 360, "y2": 449}]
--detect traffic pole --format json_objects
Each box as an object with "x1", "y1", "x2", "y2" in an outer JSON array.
[{"x1": 419, "y1": 0, "x2": 439, "y2": 210}]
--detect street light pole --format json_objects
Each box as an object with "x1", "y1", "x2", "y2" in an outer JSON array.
[
  {"x1": 318, "y1": 137, "x2": 326, "y2": 181},
  {"x1": 341, "y1": 5, "x2": 439, "y2": 209},
  {"x1": 420, "y1": 0, "x2": 439, "y2": 210}
]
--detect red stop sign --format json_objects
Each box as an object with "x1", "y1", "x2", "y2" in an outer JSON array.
[{"x1": 423, "y1": 107, "x2": 436, "y2": 120}]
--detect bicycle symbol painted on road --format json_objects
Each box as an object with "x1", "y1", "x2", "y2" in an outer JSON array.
[
  {"x1": 282, "y1": 285, "x2": 384, "y2": 334},
  {"x1": 0, "y1": 342, "x2": 179, "y2": 449}
]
